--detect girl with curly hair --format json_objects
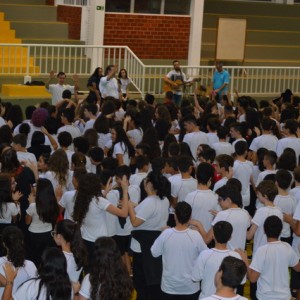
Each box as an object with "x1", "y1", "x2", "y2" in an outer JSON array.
[
  {"x1": 53, "y1": 219, "x2": 87, "y2": 284},
  {"x1": 26, "y1": 178, "x2": 59, "y2": 267},
  {"x1": 72, "y1": 173, "x2": 129, "y2": 270},
  {"x1": 0, "y1": 226, "x2": 36, "y2": 298},
  {"x1": 2, "y1": 247, "x2": 72, "y2": 300},
  {"x1": 42, "y1": 149, "x2": 74, "y2": 192},
  {"x1": 79, "y1": 237, "x2": 133, "y2": 300}
]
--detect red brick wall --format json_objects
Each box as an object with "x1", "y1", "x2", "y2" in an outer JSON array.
[
  {"x1": 57, "y1": 5, "x2": 82, "y2": 40},
  {"x1": 46, "y1": 0, "x2": 54, "y2": 5},
  {"x1": 104, "y1": 13, "x2": 190, "y2": 60}
]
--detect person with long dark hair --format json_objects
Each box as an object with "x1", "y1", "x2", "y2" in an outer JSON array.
[
  {"x1": 0, "y1": 226, "x2": 36, "y2": 298},
  {"x1": 87, "y1": 67, "x2": 103, "y2": 103},
  {"x1": 109, "y1": 124, "x2": 135, "y2": 166},
  {"x1": 72, "y1": 173, "x2": 129, "y2": 269},
  {"x1": 79, "y1": 237, "x2": 133, "y2": 300},
  {"x1": 128, "y1": 171, "x2": 170, "y2": 300},
  {"x1": 26, "y1": 178, "x2": 59, "y2": 267},
  {"x1": 2, "y1": 247, "x2": 72, "y2": 300},
  {"x1": 53, "y1": 219, "x2": 87, "y2": 284}
]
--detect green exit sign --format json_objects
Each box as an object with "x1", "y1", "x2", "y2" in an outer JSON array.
[{"x1": 96, "y1": 6, "x2": 104, "y2": 10}]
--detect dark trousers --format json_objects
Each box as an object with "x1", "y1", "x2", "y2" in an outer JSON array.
[
  {"x1": 29, "y1": 231, "x2": 56, "y2": 267},
  {"x1": 250, "y1": 282, "x2": 258, "y2": 300},
  {"x1": 132, "y1": 252, "x2": 163, "y2": 300},
  {"x1": 162, "y1": 291, "x2": 200, "y2": 300},
  {"x1": 83, "y1": 239, "x2": 95, "y2": 273}
]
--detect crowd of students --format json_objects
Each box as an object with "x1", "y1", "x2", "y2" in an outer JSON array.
[{"x1": 0, "y1": 66, "x2": 300, "y2": 300}]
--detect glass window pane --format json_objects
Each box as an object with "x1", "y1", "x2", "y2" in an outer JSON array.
[
  {"x1": 105, "y1": 0, "x2": 131, "y2": 13},
  {"x1": 164, "y1": 0, "x2": 191, "y2": 15},
  {"x1": 134, "y1": 0, "x2": 161, "y2": 14}
]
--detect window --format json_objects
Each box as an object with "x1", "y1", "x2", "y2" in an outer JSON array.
[
  {"x1": 164, "y1": 0, "x2": 190, "y2": 15},
  {"x1": 134, "y1": 0, "x2": 161, "y2": 14},
  {"x1": 105, "y1": 0, "x2": 131, "y2": 12}
]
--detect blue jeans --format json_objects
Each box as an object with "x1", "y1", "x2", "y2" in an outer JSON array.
[{"x1": 172, "y1": 94, "x2": 182, "y2": 107}]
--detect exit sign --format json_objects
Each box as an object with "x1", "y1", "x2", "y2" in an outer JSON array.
[{"x1": 96, "y1": 6, "x2": 104, "y2": 10}]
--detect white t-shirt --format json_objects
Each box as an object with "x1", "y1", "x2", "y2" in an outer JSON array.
[
  {"x1": 233, "y1": 160, "x2": 253, "y2": 207},
  {"x1": 112, "y1": 142, "x2": 130, "y2": 166},
  {"x1": 83, "y1": 119, "x2": 96, "y2": 134},
  {"x1": 212, "y1": 142, "x2": 233, "y2": 156},
  {"x1": 59, "y1": 190, "x2": 77, "y2": 221},
  {"x1": 169, "y1": 174, "x2": 197, "y2": 203},
  {"x1": 249, "y1": 134, "x2": 278, "y2": 152},
  {"x1": 192, "y1": 248, "x2": 242, "y2": 299},
  {"x1": 0, "y1": 117, "x2": 6, "y2": 128},
  {"x1": 48, "y1": 83, "x2": 75, "y2": 105},
  {"x1": 277, "y1": 136, "x2": 300, "y2": 164},
  {"x1": 213, "y1": 177, "x2": 228, "y2": 192},
  {"x1": 98, "y1": 132, "x2": 111, "y2": 150},
  {"x1": 64, "y1": 251, "x2": 82, "y2": 283},
  {"x1": 0, "y1": 257, "x2": 36, "y2": 298},
  {"x1": 26, "y1": 203, "x2": 52, "y2": 233},
  {"x1": 127, "y1": 128, "x2": 143, "y2": 147},
  {"x1": 290, "y1": 186, "x2": 300, "y2": 205},
  {"x1": 57, "y1": 125, "x2": 81, "y2": 141},
  {"x1": 185, "y1": 189, "x2": 219, "y2": 232},
  {"x1": 16, "y1": 151, "x2": 37, "y2": 165},
  {"x1": 292, "y1": 200, "x2": 300, "y2": 259},
  {"x1": 274, "y1": 194, "x2": 296, "y2": 238},
  {"x1": 206, "y1": 133, "x2": 219, "y2": 147},
  {"x1": 212, "y1": 208, "x2": 251, "y2": 250},
  {"x1": 183, "y1": 131, "x2": 209, "y2": 160},
  {"x1": 129, "y1": 172, "x2": 147, "y2": 187},
  {"x1": 105, "y1": 189, "x2": 119, "y2": 237},
  {"x1": 79, "y1": 274, "x2": 93, "y2": 299},
  {"x1": 130, "y1": 195, "x2": 169, "y2": 253},
  {"x1": 256, "y1": 170, "x2": 276, "y2": 187},
  {"x1": 41, "y1": 170, "x2": 74, "y2": 193},
  {"x1": 250, "y1": 241, "x2": 299, "y2": 300},
  {"x1": 166, "y1": 70, "x2": 187, "y2": 95},
  {"x1": 26, "y1": 125, "x2": 51, "y2": 149},
  {"x1": 202, "y1": 295, "x2": 247, "y2": 300},
  {"x1": 252, "y1": 206, "x2": 283, "y2": 255},
  {"x1": 0, "y1": 203, "x2": 19, "y2": 224},
  {"x1": 151, "y1": 228, "x2": 207, "y2": 295},
  {"x1": 80, "y1": 196, "x2": 111, "y2": 242},
  {"x1": 99, "y1": 76, "x2": 119, "y2": 99},
  {"x1": 119, "y1": 78, "x2": 130, "y2": 94}
]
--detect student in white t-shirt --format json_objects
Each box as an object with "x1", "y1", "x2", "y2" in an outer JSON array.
[
  {"x1": 12, "y1": 134, "x2": 37, "y2": 166},
  {"x1": 247, "y1": 180, "x2": 283, "y2": 255},
  {"x1": 233, "y1": 141, "x2": 254, "y2": 207},
  {"x1": 53, "y1": 220, "x2": 86, "y2": 284},
  {"x1": 129, "y1": 155, "x2": 149, "y2": 187},
  {"x1": 57, "y1": 131, "x2": 74, "y2": 169},
  {"x1": 59, "y1": 168, "x2": 87, "y2": 221},
  {"x1": 82, "y1": 103, "x2": 98, "y2": 134},
  {"x1": 206, "y1": 117, "x2": 220, "y2": 146},
  {"x1": 128, "y1": 172, "x2": 170, "y2": 300},
  {"x1": 201, "y1": 256, "x2": 247, "y2": 300},
  {"x1": 123, "y1": 111, "x2": 143, "y2": 147},
  {"x1": 212, "y1": 126, "x2": 233, "y2": 157},
  {"x1": 0, "y1": 227, "x2": 36, "y2": 299},
  {"x1": 2, "y1": 247, "x2": 73, "y2": 300},
  {"x1": 255, "y1": 150, "x2": 277, "y2": 187},
  {"x1": 183, "y1": 114, "x2": 209, "y2": 161},
  {"x1": 229, "y1": 123, "x2": 246, "y2": 154},
  {"x1": 185, "y1": 162, "x2": 219, "y2": 233},
  {"x1": 214, "y1": 154, "x2": 234, "y2": 192},
  {"x1": 274, "y1": 170, "x2": 296, "y2": 243},
  {"x1": 192, "y1": 221, "x2": 244, "y2": 299},
  {"x1": 25, "y1": 178, "x2": 59, "y2": 267},
  {"x1": 151, "y1": 202, "x2": 207, "y2": 299},
  {"x1": 72, "y1": 173, "x2": 129, "y2": 271},
  {"x1": 79, "y1": 237, "x2": 133, "y2": 300},
  {"x1": 237, "y1": 216, "x2": 300, "y2": 300},
  {"x1": 110, "y1": 124, "x2": 135, "y2": 166}
]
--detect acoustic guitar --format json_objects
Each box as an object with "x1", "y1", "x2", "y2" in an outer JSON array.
[{"x1": 163, "y1": 78, "x2": 201, "y2": 93}]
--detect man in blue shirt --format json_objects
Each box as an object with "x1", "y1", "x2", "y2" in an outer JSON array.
[{"x1": 213, "y1": 62, "x2": 230, "y2": 97}]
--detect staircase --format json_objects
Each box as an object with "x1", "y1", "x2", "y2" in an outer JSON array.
[
  {"x1": 202, "y1": 0, "x2": 300, "y2": 66},
  {"x1": 0, "y1": 0, "x2": 88, "y2": 104}
]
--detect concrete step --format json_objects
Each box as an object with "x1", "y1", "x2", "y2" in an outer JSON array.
[
  {"x1": 202, "y1": 43, "x2": 300, "y2": 61},
  {"x1": 204, "y1": 0, "x2": 300, "y2": 18},
  {"x1": 22, "y1": 39, "x2": 85, "y2": 45},
  {"x1": 0, "y1": 0, "x2": 46, "y2": 4},
  {"x1": 10, "y1": 21, "x2": 69, "y2": 39},
  {"x1": 0, "y1": 21, "x2": 11, "y2": 30},
  {"x1": 1, "y1": 84, "x2": 51, "y2": 97},
  {"x1": 25, "y1": 46, "x2": 89, "y2": 57},
  {"x1": 0, "y1": 66, "x2": 40, "y2": 73},
  {"x1": 0, "y1": 4, "x2": 57, "y2": 22},
  {"x1": 203, "y1": 13, "x2": 300, "y2": 32},
  {"x1": 0, "y1": 37, "x2": 21, "y2": 43},
  {"x1": 202, "y1": 28, "x2": 300, "y2": 46}
]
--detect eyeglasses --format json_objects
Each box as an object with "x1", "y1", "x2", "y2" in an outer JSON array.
[{"x1": 51, "y1": 231, "x2": 56, "y2": 237}]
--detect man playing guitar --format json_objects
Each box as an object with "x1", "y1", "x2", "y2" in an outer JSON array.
[{"x1": 164, "y1": 60, "x2": 190, "y2": 107}]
